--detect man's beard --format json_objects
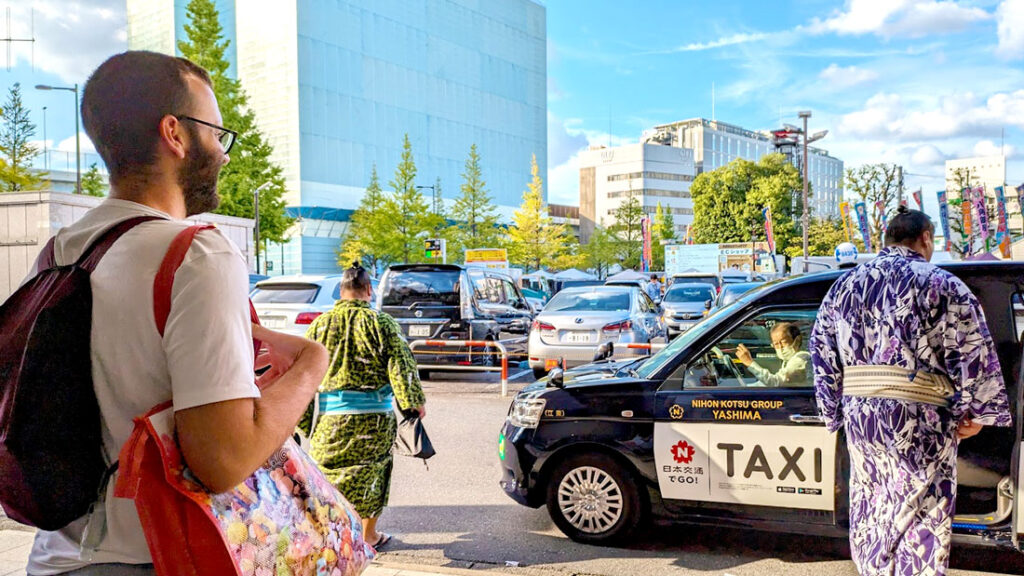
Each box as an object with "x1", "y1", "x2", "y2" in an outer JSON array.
[{"x1": 179, "y1": 129, "x2": 223, "y2": 216}]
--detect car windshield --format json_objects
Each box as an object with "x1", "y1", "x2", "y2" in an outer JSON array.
[
  {"x1": 545, "y1": 290, "x2": 631, "y2": 312},
  {"x1": 635, "y1": 296, "x2": 746, "y2": 379},
  {"x1": 250, "y1": 283, "x2": 320, "y2": 304},
  {"x1": 381, "y1": 270, "x2": 461, "y2": 306},
  {"x1": 664, "y1": 285, "x2": 713, "y2": 303}
]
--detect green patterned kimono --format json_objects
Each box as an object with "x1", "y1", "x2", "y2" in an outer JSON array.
[{"x1": 301, "y1": 299, "x2": 425, "y2": 518}]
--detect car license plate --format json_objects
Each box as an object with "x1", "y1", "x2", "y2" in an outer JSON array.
[
  {"x1": 409, "y1": 325, "x2": 431, "y2": 337},
  {"x1": 261, "y1": 316, "x2": 286, "y2": 329},
  {"x1": 565, "y1": 332, "x2": 592, "y2": 344}
]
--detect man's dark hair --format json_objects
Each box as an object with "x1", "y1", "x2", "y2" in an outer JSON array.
[
  {"x1": 341, "y1": 262, "x2": 372, "y2": 293},
  {"x1": 81, "y1": 51, "x2": 213, "y2": 185},
  {"x1": 885, "y1": 205, "x2": 934, "y2": 246},
  {"x1": 650, "y1": 275, "x2": 657, "y2": 281}
]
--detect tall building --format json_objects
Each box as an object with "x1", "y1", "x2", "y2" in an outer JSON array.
[
  {"x1": 128, "y1": 0, "x2": 547, "y2": 274},
  {"x1": 578, "y1": 143, "x2": 695, "y2": 243},
  {"x1": 644, "y1": 118, "x2": 844, "y2": 219},
  {"x1": 944, "y1": 155, "x2": 1019, "y2": 232}
]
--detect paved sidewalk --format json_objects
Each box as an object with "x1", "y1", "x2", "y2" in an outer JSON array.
[{"x1": 0, "y1": 529, "x2": 469, "y2": 576}]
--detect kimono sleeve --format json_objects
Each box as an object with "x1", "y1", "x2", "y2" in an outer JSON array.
[
  {"x1": 380, "y1": 314, "x2": 426, "y2": 411},
  {"x1": 811, "y1": 288, "x2": 844, "y2": 432},
  {"x1": 940, "y1": 277, "x2": 1011, "y2": 427}
]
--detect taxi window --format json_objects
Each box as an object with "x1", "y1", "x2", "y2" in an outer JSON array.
[{"x1": 683, "y1": 308, "x2": 817, "y2": 389}]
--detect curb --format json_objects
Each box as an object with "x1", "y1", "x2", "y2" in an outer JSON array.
[{"x1": 373, "y1": 553, "x2": 588, "y2": 576}]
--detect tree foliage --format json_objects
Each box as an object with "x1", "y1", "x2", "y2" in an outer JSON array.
[
  {"x1": 178, "y1": 0, "x2": 291, "y2": 246},
  {"x1": 339, "y1": 164, "x2": 390, "y2": 272},
  {"x1": 80, "y1": 163, "x2": 106, "y2": 196},
  {"x1": 806, "y1": 217, "x2": 864, "y2": 257},
  {"x1": 380, "y1": 134, "x2": 439, "y2": 263},
  {"x1": 609, "y1": 194, "x2": 645, "y2": 269},
  {"x1": 506, "y1": 154, "x2": 574, "y2": 271},
  {"x1": 845, "y1": 163, "x2": 901, "y2": 244},
  {"x1": 651, "y1": 202, "x2": 676, "y2": 271},
  {"x1": 0, "y1": 83, "x2": 46, "y2": 192},
  {"x1": 583, "y1": 225, "x2": 619, "y2": 279},
  {"x1": 447, "y1": 144, "x2": 501, "y2": 262},
  {"x1": 690, "y1": 154, "x2": 802, "y2": 257}
]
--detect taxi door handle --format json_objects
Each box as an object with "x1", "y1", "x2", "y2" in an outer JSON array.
[{"x1": 789, "y1": 414, "x2": 825, "y2": 424}]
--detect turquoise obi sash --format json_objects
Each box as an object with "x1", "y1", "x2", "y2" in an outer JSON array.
[{"x1": 317, "y1": 386, "x2": 394, "y2": 415}]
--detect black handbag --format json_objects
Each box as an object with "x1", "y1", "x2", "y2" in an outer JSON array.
[{"x1": 394, "y1": 407, "x2": 435, "y2": 461}]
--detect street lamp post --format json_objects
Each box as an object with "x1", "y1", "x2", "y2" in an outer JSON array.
[
  {"x1": 253, "y1": 182, "x2": 272, "y2": 274},
  {"x1": 41, "y1": 106, "x2": 47, "y2": 170},
  {"x1": 35, "y1": 84, "x2": 79, "y2": 194},
  {"x1": 798, "y1": 111, "x2": 811, "y2": 271}
]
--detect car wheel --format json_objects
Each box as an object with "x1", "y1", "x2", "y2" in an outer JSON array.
[
  {"x1": 532, "y1": 366, "x2": 548, "y2": 380},
  {"x1": 546, "y1": 452, "x2": 644, "y2": 544},
  {"x1": 417, "y1": 369, "x2": 431, "y2": 381},
  {"x1": 478, "y1": 339, "x2": 497, "y2": 368}
]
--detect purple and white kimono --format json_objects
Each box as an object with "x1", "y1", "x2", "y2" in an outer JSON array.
[{"x1": 811, "y1": 245, "x2": 1011, "y2": 576}]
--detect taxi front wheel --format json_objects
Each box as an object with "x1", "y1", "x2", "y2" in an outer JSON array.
[{"x1": 546, "y1": 452, "x2": 644, "y2": 544}]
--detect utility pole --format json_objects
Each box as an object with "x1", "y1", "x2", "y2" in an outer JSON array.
[
  {"x1": 897, "y1": 165, "x2": 904, "y2": 207},
  {"x1": 799, "y1": 111, "x2": 811, "y2": 272}
]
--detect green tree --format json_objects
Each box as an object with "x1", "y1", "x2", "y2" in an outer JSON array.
[
  {"x1": 583, "y1": 225, "x2": 620, "y2": 279},
  {"x1": 446, "y1": 144, "x2": 501, "y2": 262},
  {"x1": 339, "y1": 164, "x2": 391, "y2": 272},
  {"x1": 806, "y1": 217, "x2": 863, "y2": 256},
  {"x1": 178, "y1": 0, "x2": 291, "y2": 248},
  {"x1": 0, "y1": 83, "x2": 46, "y2": 192},
  {"x1": 506, "y1": 154, "x2": 573, "y2": 271},
  {"x1": 845, "y1": 163, "x2": 901, "y2": 245},
  {"x1": 690, "y1": 154, "x2": 803, "y2": 257},
  {"x1": 651, "y1": 202, "x2": 676, "y2": 271},
  {"x1": 381, "y1": 134, "x2": 434, "y2": 263},
  {"x1": 80, "y1": 162, "x2": 106, "y2": 196},
  {"x1": 608, "y1": 194, "x2": 645, "y2": 269}
]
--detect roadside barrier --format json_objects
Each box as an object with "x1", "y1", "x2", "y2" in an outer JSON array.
[
  {"x1": 409, "y1": 339, "x2": 512, "y2": 397},
  {"x1": 625, "y1": 342, "x2": 668, "y2": 353}
]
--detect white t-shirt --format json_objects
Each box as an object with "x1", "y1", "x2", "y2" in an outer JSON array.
[{"x1": 26, "y1": 198, "x2": 260, "y2": 575}]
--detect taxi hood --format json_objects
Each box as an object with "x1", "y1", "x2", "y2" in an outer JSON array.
[{"x1": 533, "y1": 359, "x2": 642, "y2": 391}]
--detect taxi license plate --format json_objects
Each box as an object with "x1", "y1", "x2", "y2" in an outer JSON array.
[
  {"x1": 565, "y1": 332, "x2": 592, "y2": 344},
  {"x1": 409, "y1": 325, "x2": 431, "y2": 337},
  {"x1": 261, "y1": 316, "x2": 286, "y2": 329}
]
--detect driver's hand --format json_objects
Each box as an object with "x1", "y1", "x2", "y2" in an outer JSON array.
[
  {"x1": 736, "y1": 344, "x2": 753, "y2": 366},
  {"x1": 957, "y1": 418, "x2": 983, "y2": 440}
]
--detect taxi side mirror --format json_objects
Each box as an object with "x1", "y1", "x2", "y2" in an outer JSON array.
[
  {"x1": 593, "y1": 341, "x2": 614, "y2": 362},
  {"x1": 548, "y1": 367, "x2": 565, "y2": 388},
  {"x1": 704, "y1": 299, "x2": 713, "y2": 310}
]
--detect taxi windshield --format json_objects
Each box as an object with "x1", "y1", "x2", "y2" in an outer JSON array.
[{"x1": 635, "y1": 296, "x2": 746, "y2": 379}]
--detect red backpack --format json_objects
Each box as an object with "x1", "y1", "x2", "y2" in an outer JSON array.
[{"x1": 0, "y1": 216, "x2": 201, "y2": 530}]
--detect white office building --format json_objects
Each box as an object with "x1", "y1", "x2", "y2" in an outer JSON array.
[
  {"x1": 944, "y1": 155, "x2": 1018, "y2": 232},
  {"x1": 578, "y1": 143, "x2": 695, "y2": 243},
  {"x1": 644, "y1": 118, "x2": 844, "y2": 219}
]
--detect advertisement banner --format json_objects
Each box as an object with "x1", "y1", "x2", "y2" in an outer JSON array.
[
  {"x1": 913, "y1": 189, "x2": 923, "y2": 209},
  {"x1": 641, "y1": 217, "x2": 652, "y2": 272},
  {"x1": 1018, "y1": 184, "x2": 1024, "y2": 226},
  {"x1": 962, "y1": 197, "x2": 973, "y2": 254},
  {"x1": 973, "y1": 187, "x2": 989, "y2": 241},
  {"x1": 875, "y1": 201, "x2": 888, "y2": 244},
  {"x1": 996, "y1": 186, "x2": 1011, "y2": 258},
  {"x1": 854, "y1": 201, "x2": 872, "y2": 252},
  {"x1": 762, "y1": 206, "x2": 776, "y2": 253},
  {"x1": 937, "y1": 191, "x2": 951, "y2": 252},
  {"x1": 838, "y1": 202, "x2": 852, "y2": 242},
  {"x1": 464, "y1": 248, "x2": 508, "y2": 270}
]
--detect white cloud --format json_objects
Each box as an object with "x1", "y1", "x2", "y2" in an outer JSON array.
[
  {"x1": 911, "y1": 144, "x2": 949, "y2": 167},
  {"x1": 838, "y1": 90, "x2": 1024, "y2": 141},
  {"x1": 548, "y1": 113, "x2": 589, "y2": 168},
  {"x1": 974, "y1": 139, "x2": 1016, "y2": 158},
  {"x1": 818, "y1": 64, "x2": 879, "y2": 88},
  {"x1": 996, "y1": 0, "x2": 1024, "y2": 60},
  {"x1": 810, "y1": 0, "x2": 991, "y2": 38},
  {"x1": 9, "y1": 1, "x2": 127, "y2": 84},
  {"x1": 656, "y1": 32, "x2": 769, "y2": 53},
  {"x1": 546, "y1": 116, "x2": 636, "y2": 205}
]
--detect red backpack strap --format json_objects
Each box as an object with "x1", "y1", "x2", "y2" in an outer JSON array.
[{"x1": 153, "y1": 225, "x2": 216, "y2": 338}]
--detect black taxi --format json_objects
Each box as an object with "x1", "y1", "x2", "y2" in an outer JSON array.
[{"x1": 498, "y1": 262, "x2": 1024, "y2": 549}]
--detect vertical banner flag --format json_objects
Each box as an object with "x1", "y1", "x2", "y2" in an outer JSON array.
[
  {"x1": 899, "y1": 199, "x2": 908, "y2": 208},
  {"x1": 854, "y1": 201, "x2": 873, "y2": 252},
  {"x1": 875, "y1": 201, "x2": 888, "y2": 245},
  {"x1": 962, "y1": 195, "x2": 973, "y2": 255},
  {"x1": 641, "y1": 217, "x2": 651, "y2": 272},
  {"x1": 996, "y1": 186, "x2": 1012, "y2": 258},
  {"x1": 973, "y1": 187, "x2": 989, "y2": 241},
  {"x1": 1017, "y1": 184, "x2": 1024, "y2": 231},
  {"x1": 937, "y1": 191, "x2": 951, "y2": 252},
  {"x1": 839, "y1": 202, "x2": 853, "y2": 242},
  {"x1": 762, "y1": 206, "x2": 776, "y2": 253},
  {"x1": 913, "y1": 188, "x2": 923, "y2": 209}
]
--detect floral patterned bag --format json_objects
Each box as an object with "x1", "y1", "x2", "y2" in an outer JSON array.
[{"x1": 112, "y1": 224, "x2": 375, "y2": 576}]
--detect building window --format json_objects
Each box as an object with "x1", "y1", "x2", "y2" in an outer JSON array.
[{"x1": 607, "y1": 171, "x2": 693, "y2": 182}]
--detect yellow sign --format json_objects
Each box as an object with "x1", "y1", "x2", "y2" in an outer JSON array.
[
  {"x1": 669, "y1": 404, "x2": 685, "y2": 420},
  {"x1": 464, "y1": 248, "x2": 508, "y2": 263}
]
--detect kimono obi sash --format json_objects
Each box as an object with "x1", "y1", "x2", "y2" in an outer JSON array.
[
  {"x1": 842, "y1": 365, "x2": 954, "y2": 408},
  {"x1": 318, "y1": 385, "x2": 394, "y2": 415}
]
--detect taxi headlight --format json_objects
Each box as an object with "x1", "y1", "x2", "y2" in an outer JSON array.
[{"x1": 509, "y1": 398, "x2": 546, "y2": 428}]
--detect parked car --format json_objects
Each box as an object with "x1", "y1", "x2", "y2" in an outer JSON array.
[
  {"x1": 500, "y1": 262, "x2": 1020, "y2": 549},
  {"x1": 712, "y1": 281, "x2": 765, "y2": 311},
  {"x1": 378, "y1": 264, "x2": 533, "y2": 379},
  {"x1": 248, "y1": 274, "x2": 270, "y2": 293},
  {"x1": 528, "y1": 285, "x2": 664, "y2": 379},
  {"x1": 251, "y1": 274, "x2": 342, "y2": 336},
  {"x1": 553, "y1": 279, "x2": 604, "y2": 294},
  {"x1": 669, "y1": 272, "x2": 721, "y2": 293},
  {"x1": 660, "y1": 282, "x2": 716, "y2": 338}
]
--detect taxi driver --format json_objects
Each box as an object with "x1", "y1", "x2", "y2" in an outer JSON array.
[{"x1": 735, "y1": 323, "x2": 811, "y2": 387}]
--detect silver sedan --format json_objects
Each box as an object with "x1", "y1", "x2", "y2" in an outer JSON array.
[{"x1": 528, "y1": 285, "x2": 664, "y2": 379}]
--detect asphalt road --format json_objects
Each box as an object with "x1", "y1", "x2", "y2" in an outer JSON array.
[{"x1": 379, "y1": 372, "x2": 1024, "y2": 576}]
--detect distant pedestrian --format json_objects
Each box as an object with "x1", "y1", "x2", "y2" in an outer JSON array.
[
  {"x1": 645, "y1": 274, "x2": 661, "y2": 302},
  {"x1": 23, "y1": 50, "x2": 328, "y2": 575},
  {"x1": 811, "y1": 206, "x2": 1011, "y2": 575},
  {"x1": 302, "y1": 263, "x2": 426, "y2": 549}
]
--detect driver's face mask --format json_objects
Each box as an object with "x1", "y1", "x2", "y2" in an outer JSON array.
[{"x1": 776, "y1": 345, "x2": 797, "y2": 362}]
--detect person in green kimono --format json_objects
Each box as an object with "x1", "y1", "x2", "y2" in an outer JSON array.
[{"x1": 302, "y1": 263, "x2": 426, "y2": 549}]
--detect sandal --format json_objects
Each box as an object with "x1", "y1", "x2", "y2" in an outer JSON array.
[{"x1": 371, "y1": 532, "x2": 393, "y2": 549}]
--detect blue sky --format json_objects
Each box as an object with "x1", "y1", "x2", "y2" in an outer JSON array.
[
  {"x1": 4, "y1": 0, "x2": 1024, "y2": 219},
  {"x1": 545, "y1": 0, "x2": 1024, "y2": 213}
]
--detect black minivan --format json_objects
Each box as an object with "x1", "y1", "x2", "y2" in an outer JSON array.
[{"x1": 378, "y1": 264, "x2": 534, "y2": 378}]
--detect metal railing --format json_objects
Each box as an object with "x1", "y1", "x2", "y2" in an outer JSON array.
[
  {"x1": 625, "y1": 342, "x2": 668, "y2": 353},
  {"x1": 409, "y1": 339, "x2": 511, "y2": 397}
]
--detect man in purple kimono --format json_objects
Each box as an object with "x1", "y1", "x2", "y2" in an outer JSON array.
[{"x1": 811, "y1": 206, "x2": 1011, "y2": 575}]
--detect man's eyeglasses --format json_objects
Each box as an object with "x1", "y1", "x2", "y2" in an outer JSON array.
[{"x1": 176, "y1": 115, "x2": 237, "y2": 154}]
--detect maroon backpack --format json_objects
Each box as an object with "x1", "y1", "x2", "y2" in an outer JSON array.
[{"x1": 0, "y1": 216, "x2": 161, "y2": 530}]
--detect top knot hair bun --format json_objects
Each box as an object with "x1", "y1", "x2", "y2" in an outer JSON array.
[{"x1": 896, "y1": 204, "x2": 910, "y2": 215}]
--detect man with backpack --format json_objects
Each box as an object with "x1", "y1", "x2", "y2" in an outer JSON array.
[{"x1": 14, "y1": 51, "x2": 328, "y2": 575}]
